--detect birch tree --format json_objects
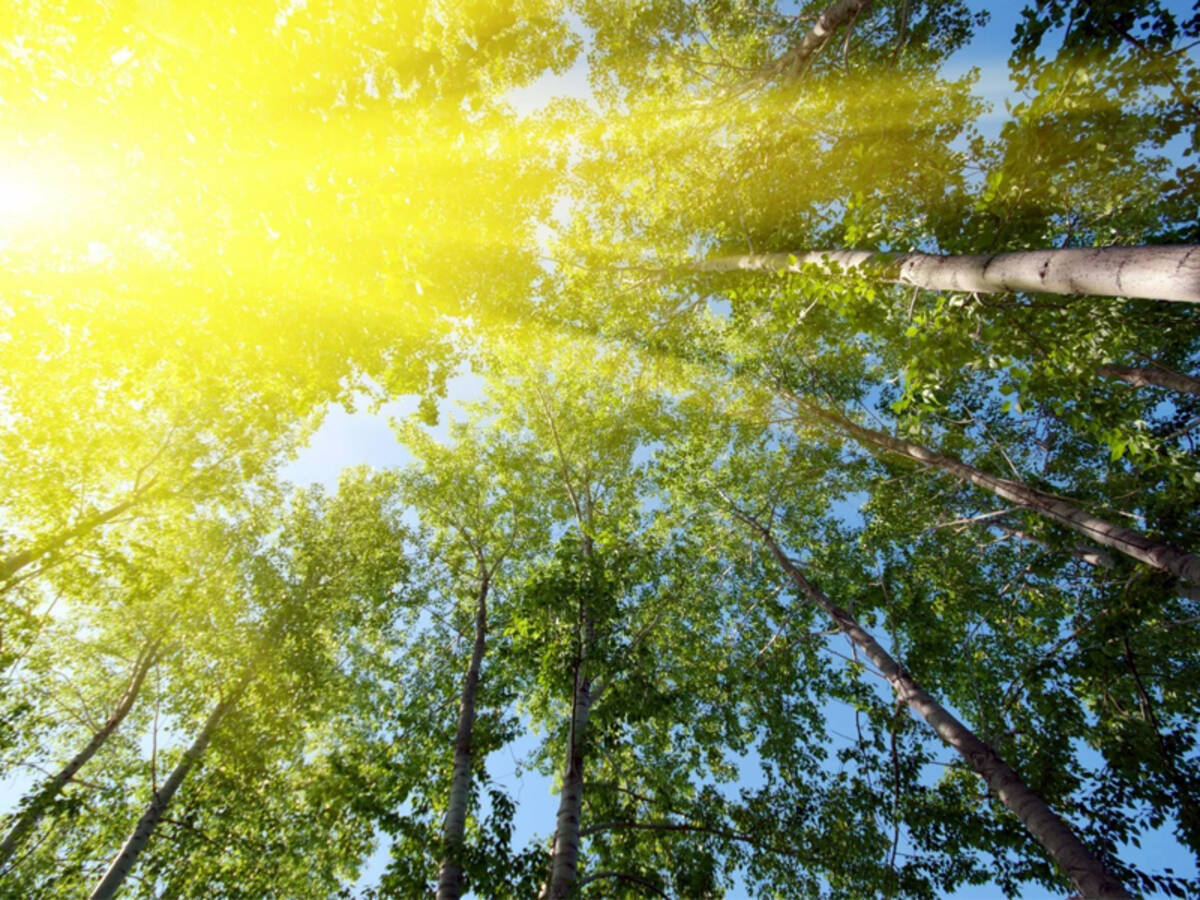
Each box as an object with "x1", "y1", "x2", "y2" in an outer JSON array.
[
  {"x1": 693, "y1": 245, "x2": 1200, "y2": 304},
  {"x1": 491, "y1": 353, "x2": 659, "y2": 898},
  {"x1": 652, "y1": 400, "x2": 1192, "y2": 897},
  {"x1": 734, "y1": 506, "x2": 1131, "y2": 899},
  {"x1": 0, "y1": 0, "x2": 579, "y2": 612},
  {"x1": 3, "y1": 1, "x2": 1200, "y2": 897},
  {"x1": 1, "y1": 471, "x2": 411, "y2": 899},
  {"x1": 466, "y1": 339, "x2": 714, "y2": 897},
  {"x1": 395, "y1": 419, "x2": 550, "y2": 899},
  {"x1": 0, "y1": 637, "x2": 161, "y2": 871},
  {"x1": 86, "y1": 686, "x2": 243, "y2": 900}
]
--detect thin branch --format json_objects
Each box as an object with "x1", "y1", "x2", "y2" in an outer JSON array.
[
  {"x1": 930, "y1": 507, "x2": 1016, "y2": 531},
  {"x1": 580, "y1": 819, "x2": 796, "y2": 859}
]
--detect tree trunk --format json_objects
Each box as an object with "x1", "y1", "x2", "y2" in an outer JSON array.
[
  {"x1": 800, "y1": 400, "x2": 1200, "y2": 586},
  {"x1": 694, "y1": 245, "x2": 1200, "y2": 303},
  {"x1": 543, "y1": 556, "x2": 596, "y2": 900},
  {"x1": 538, "y1": 398, "x2": 598, "y2": 899},
  {"x1": 543, "y1": 651, "x2": 592, "y2": 900},
  {"x1": 1097, "y1": 364, "x2": 1200, "y2": 396},
  {"x1": 87, "y1": 690, "x2": 236, "y2": 900},
  {"x1": 436, "y1": 574, "x2": 490, "y2": 900},
  {"x1": 740, "y1": 513, "x2": 1132, "y2": 900},
  {"x1": 0, "y1": 638, "x2": 162, "y2": 870},
  {"x1": 768, "y1": 0, "x2": 874, "y2": 82}
]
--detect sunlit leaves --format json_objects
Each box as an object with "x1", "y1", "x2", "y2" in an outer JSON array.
[{"x1": 1, "y1": 0, "x2": 1199, "y2": 897}]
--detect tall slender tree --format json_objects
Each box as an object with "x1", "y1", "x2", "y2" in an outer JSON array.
[
  {"x1": 724, "y1": 498, "x2": 1131, "y2": 900},
  {"x1": 395, "y1": 418, "x2": 549, "y2": 899},
  {"x1": 87, "y1": 685, "x2": 243, "y2": 900},
  {"x1": 0, "y1": 636, "x2": 161, "y2": 871}
]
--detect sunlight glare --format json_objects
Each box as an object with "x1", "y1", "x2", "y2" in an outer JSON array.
[
  {"x1": 0, "y1": 171, "x2": 45, "y2": 225},
  {"x1": 0, "y1": 163, "x2": 71, "y2": 232}
]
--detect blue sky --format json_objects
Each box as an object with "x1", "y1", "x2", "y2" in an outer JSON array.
[{"x1": 3, "y1": 3, "x2": 1191, "y2": 897}]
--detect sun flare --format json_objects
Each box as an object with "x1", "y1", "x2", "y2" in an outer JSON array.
[
  {"x1": 0, "y1": 167, "x2": 48, "y2": 226},
  {"x1": 0, "y1": 2, "x2": 1197, "y2": 899}
]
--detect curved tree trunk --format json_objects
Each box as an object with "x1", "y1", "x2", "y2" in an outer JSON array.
[
  {"x1": 694, "y1": 245, "x2": 1200, "y2": 303},
  {"x1": 87, "y1": 690, "x2": 236, "y2": 900},
  {"x1": 1097, "y1": 364, "x2": 1200, "y2": 396},
  {"x1": 737, "y1": 511, "x2": 1132, "y2": 900},
  {"x1": 436, "y1": 574, "x2": 490, "y2": 900},
  {"x1": 0, "y1": 638, "x2": 161, "y2": 870},
  {"x1": 800, "y1": 401, "x2": 1200, "y2": 586}
]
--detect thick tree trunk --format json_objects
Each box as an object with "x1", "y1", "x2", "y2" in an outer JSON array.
[
  {"x1": 694, "y1": 245, "x2": 1200, "y2": 303},
  {"x1": 1097, "y1": 364, "x2": 1200, "y2": 396},
  {"x1": 87, "y1": 691, "x2": 235, "y2": 900},
  {"x1": 436, "y1": 574, "x2": 490, "y2": 900},
  {"x1": 543, "y1": 654, "x2": 592, "y2": 900},
  {"x1": 741, "y1": 515, "x2": 1132, "y2": 900},
  {"x1": 768, "y1": 0, "x2": 874, "y2": 81},
  {"x1": 0, "y1": 638, "x2": 161, "y2": 870},
  {"x1": 801, "y1": 401, "x2": 1200, "y2": 586}
]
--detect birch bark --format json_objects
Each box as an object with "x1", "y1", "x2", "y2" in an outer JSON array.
[
  {"x1": 0, "y1": 495, "x2": 141, "y2": 588},
  {"x1": 536, "y1": 383, "x2": 598, "y2": 900},
  {"x1": 1097, "y1": 364, "x2": 1200, "y2": 396},
  {"x1": 735, "y1": 507, "x2": 1132, "y2": 900},
  {"x1": 543, "y1": 645, "x2": 592, "y2": 900},
  {"x1": 0, "y1": 638, "x2": 161, "y2": 870},
  {"x1": 87, "y1": 689, "x2": 238, "y2": 900},
  {"x1": 799, "y1": 400, "x2": 1200, "y2": 586},
  {"x1": 767, "y1": 0, "x2": 874, "y2": 82},
  {"x1": 435, "y1": 574, "x2": 490, "y2": 900},
  {"x1": 694, "y1": 245, "x2": 1200, "y2": 303}
]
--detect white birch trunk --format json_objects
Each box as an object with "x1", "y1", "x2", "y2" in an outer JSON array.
[
  {"x1": 543, "y1": 659, "x2": 591, "y2": 900},
  {"x1": 695, "y1": 245, "x2": 1200, "y2": 303},
  {"x1": 435, "y1": 575, "x2": 490, "y2": 900},
  {"x1": 0, "y1": 639, "x2": 161, "y2": 870},
  {"x1": 87, "y1": 691, "x2": 235, "y2": 900},
  {"x1": 802, "y1": 402, "x2": 1200, "y2": 586},
  {"x1": 743, "y1": 516, "x2": 1132, "y2": 900},
  {"x1": 768, "y1": 0, "x2": 874, "y2": 81},
  {"x1": 1097, "y1": 364, "x2": 1200, "y2": 396},
  {"x1": 1001, "y1": 528, "x2": 1115, "y2": 570},
  {"x1": 0, "y1": 496, "x2": 141, "y2": 588}
]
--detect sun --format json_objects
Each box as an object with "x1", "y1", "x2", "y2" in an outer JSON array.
[
  {"x1": 0, "y1": 163, "x2": 61, "y2": 230},
  {"x1": 0, "y1": 168, "x2": 47, "y2": 224}
]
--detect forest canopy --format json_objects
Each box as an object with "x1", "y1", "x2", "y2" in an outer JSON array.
[{"x1": 1, "y1": 1, "x2": 1199, "y2": 898}]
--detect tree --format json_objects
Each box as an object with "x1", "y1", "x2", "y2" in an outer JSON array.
[
  {"x1": 0, "y1": 470, "x2": 412, "y2": 899},
  {"x1": 787, "y1": 393, "x2": 1200, "y2": 586},
  {"x1": 395, "y1": 418, "x2": 550, "y2": 899},
  {"x1": 541, "y1": 16, "x2": 1200, "y2": 891},
  {"x1": 729, "y1": 504, "x2": 1131, "y2": 899},
  {"x1": 0, "y1": 0, "x2": 579, "y2": 613},
  {"x1": 5, "y1": 1, "x2": 1200, "y2": 897},
  {"x1": 0, "y1": 636, "x2": 160, "y2": 871},
  {"x1": 692, "y1": 245, "x2": 1200, "y2": 304},
  {"x1": 473, "y1": 343, "x2": 664, "y2": 898},
  {"x1": 87, "y1": 686, "x2": 242, "y2": 900}
]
